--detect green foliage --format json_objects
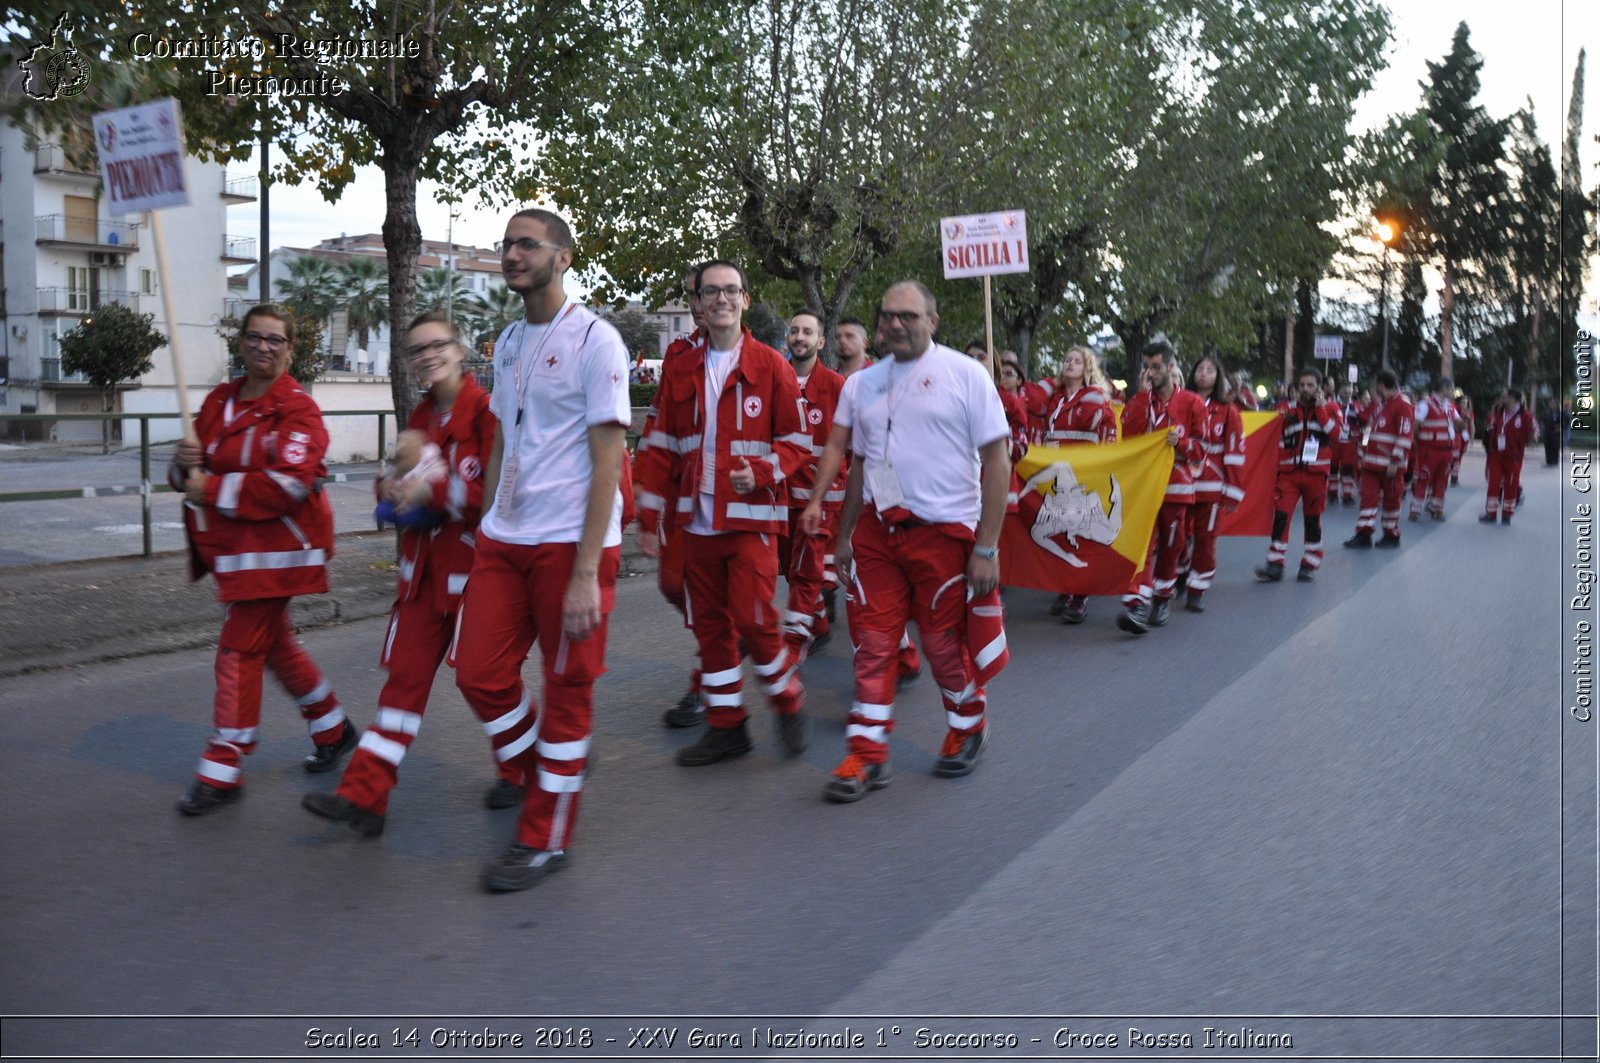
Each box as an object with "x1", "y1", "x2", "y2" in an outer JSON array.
[
  {"x1": 629, "y1": 383, "x2": 659, "y2": 408},
  {"x1": 274, "y1": 254, "x2": 340, "y2": 321},
  {"x1": 58, "y1": 302, "x2": 166, "y2": 452},
  {"x1": 597, "y1": 307, "x2": 663, "y2": 361},
  {"x1": 218, "y1": 309, "x2": 324, "y2": 385},
  {"x1": 337, "y1": 257, "x2": 390, "y2": 356}
]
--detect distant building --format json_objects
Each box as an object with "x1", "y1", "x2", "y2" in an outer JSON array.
[
  {"x1": 231, "y1": 234, "x2": 508, "y2": 376},
  {"x1": 0, "y1": 120, "x2": 252, "y2": 443}
]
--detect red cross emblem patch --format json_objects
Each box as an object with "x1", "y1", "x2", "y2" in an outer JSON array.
[{"x1": 743, "y1": 396, "x2": 762, "y2": 418}]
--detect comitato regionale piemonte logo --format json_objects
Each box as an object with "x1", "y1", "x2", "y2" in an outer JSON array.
[{"x1": 18, "y1": 13, "x2": 91, "y2": 102}]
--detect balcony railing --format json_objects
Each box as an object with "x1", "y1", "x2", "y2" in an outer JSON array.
[
  {"x1": 223, "y1": 295, "x2": 259, "y2": 320},
  {"x1": 33, "y1": 143, "x2": 98, "y2": 180},
  {"x1": 37, "y1": 287, "x2": 140, "y2": 315},
  {"x1": 35, "y1": 215, "x2": 139, "y2": 250},
  {"x1": 40, "y1": 358, "x2": 89, "y2": 384},
  {"x1": 223, "y1": 173, "x2": 258, "y2": 201},
  {"x1": 222, "y1": 236, "x2": 257, "y2": 262}
]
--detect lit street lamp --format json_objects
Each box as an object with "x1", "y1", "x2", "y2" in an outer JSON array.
[{"x1": 1376, "y1": 219, "x2": 1398, "y2": 372}]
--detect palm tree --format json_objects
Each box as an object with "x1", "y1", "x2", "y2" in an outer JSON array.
[
  {"x1": 274, "y1": 254, "x2": 339, "y2": 320},
  {"x1": 415, "y1": 265, "x2": 473, "y2": 322},
  {"x1": 337, "y1": 256, "x2": 389, "y2": 355},
  {"x1": 469, "y1": 284, "x2": 524, "y2": 340}
]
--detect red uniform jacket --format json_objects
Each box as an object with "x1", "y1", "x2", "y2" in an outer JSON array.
[
  {"x1": 1020, "y1": 378, "x2": 1054, "y2": 442},
  {"x1": 634, "y1": 328, "x2": 808, "y2": 536},
  {"x1": 1358, "y1": 393, "x2": 1414, "y2": 472},
  {"x1": 1121, "y1": 386, "x2": 1207, "y2": 501},
  {"x1": 1485, "y1": 405, "x2": 1536, "y2": 464},
  {"x1": 789, "y1": 361, "x2": 847, "y2": 512},
  {"x1": 1043, "y1": 384, "x2": 1115, "y2": 445},
  {"x1": 1413, "y1": 394, "x2": 1461, "y2": 451},
  {"x1": 176, "y1": 373, "x2": 334, "y2": 602},
  {"x1": 1337, "y1": 398, "x2": 1365, "y2": 444},
  {"x1": 386, "y1": 375, "x2": 496, "y2": 608},
  {"x1": 1275, "y1": 398, "x2": 1341, "y2": 472},
  {"x1": 634, "y1": 330, "x2": 705, "y2": 519},
  {"x1": 1195, "y1": 396, "x2": 1246, "y2": 504}
]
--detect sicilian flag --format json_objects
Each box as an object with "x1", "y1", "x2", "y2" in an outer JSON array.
[
  {"x1": 998, "y1": 432, "x2": 1175, "y2": 595},
  {"x1": 1216, "y1": 411, "x2": 1280, "y2": 537}
]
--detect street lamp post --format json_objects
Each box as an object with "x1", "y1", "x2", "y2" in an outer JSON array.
[{"x1": 1376, "y1": 219, "x2": 1397, "y2": 373}]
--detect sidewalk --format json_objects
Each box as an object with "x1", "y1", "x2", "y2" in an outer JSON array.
[{"x1": 0, "y1": 528, "x2": 655, "y2": 678}]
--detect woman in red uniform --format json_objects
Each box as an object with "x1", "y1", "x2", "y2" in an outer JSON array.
[
  {"x1": 301, "y1": 311, "x2": 506, "y2": 836},
  {"x1": 1042, "y1": 345, "x2": 1117, "y2": 623},
  {"x1": 1184, "y1": 353, "x2": 1245, "y2": 612},
  {"x1": 173, "y1": 305, "x2": 355, "y2": 816}
]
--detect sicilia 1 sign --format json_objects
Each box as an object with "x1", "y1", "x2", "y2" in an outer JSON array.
[{"x1": 940, "y1": 210, "x2": 1029, "y2": 279}]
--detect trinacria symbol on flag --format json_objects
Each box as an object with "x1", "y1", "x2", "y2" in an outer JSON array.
[{"x1": 1020, "y1": 461, "x2": 1122, "y2": 567}]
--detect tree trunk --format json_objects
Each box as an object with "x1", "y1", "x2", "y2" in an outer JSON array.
[
  {"x1": 101, "y1": 387, "x2": 114, "y2": 455},
  {"x1": 1439, "y1": 259, "x2": 1455, "y2": 382},
  {"x1": 382, "y1": 144, "x2": 423, "y2": 425}
]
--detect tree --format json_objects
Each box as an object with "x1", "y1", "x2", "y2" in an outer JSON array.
[
  {"x1": 337, "y1": 257, "x2": 390, "y2": 359},
  {"x1": 415, "y1": 265, "x2": 473, "y2": 322},
  {"x1": 467, "y1": 286, "x2": 524, "y2": 352},
  {"x1": 1560, "y1": 50, "x2": 1593, "y2": 386},
  {"x1": 274, "y1": 254, "x2": 341, "y2": 322},
  {"x1": 596, "y1": 307, "x2": 662, "y2": 361},
  {"x1": 58, "y1": 303, "x2": 166, "y2": 453},
  {"x1": 6, "y1": 0, "x2": 626, "y2": 424},
  {"x1": 218, "y1": 309, "x2": 324, "y2": 385},
  {"x1": 1416, "y1": 22, "x2": 1513, "y2": 381},
  {"x1": 539, "y1": 0, "x2": 1050, "y2": 341}
]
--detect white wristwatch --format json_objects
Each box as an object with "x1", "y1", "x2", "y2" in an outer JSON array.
[{"x1": 972, "y1": 544, "x2": 999, "y2": 561}]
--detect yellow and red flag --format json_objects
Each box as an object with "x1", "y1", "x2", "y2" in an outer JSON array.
[
  {"x1": 1216, "y1": 411, "x2": 1280, "y2": 537},
  {"x1": 998, "y1": 433, "x2": 1174, "y2": 595}
]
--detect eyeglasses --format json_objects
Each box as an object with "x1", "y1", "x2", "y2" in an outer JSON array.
[
  {"x1": 698, "y1": 285, "x2": 745, "y2": 302},
  {"x1": 242, "y1": 330, "x2": 289, "y2": 349},
  {"x1": 405, "y1": 337, "x2": 458, "y2": 360},
  {"x1": 877, "y1": 309, "x2": 923, "y2": 325},
  {"x1": 496, "y1": 237, "x2": 568, "y2": 255}
]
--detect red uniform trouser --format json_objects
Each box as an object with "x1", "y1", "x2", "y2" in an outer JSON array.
[
  {"x1": 451, "y1": 536, "x2": 619, "y2": 852},
  {"x1": 778, "y1": 508, "x2": 835, "y2": 654},
  {"x1": 1331, "y1": 442, "x2": 1360, "y2": 500},
  {"x1": 335, "y1": 563, "x2": 518, "y2": 816},
  {"x1": 683, "y1": 530, "x2": 804, "y2": 729},
  {"x1": 1354, "y1": 469, "x2": 1405, "y2": 537},
  {"x1": 1268, "y1": 467, "x2": 1328, "y2": 570},
  {"x1": 1187, "y1": 499, "x2": 1223, "y2": 592},
  {"x1": 1123, "y1": 501, "x2": 1190, "y2": 607},
  {"x1": 196, "y1": 597, "x2": 347, "y2": 789},
  {"x1": 844, "y1": 511, "x2": 984, "y2": 766},
  {"x1": 1485, "y1": 452, "x2": 1525, "y2": 515},
  {"x1": 657, "y1": 521, "x2": 702, "y2": 695},
  {"x1": 1411, "y1": 445, "x2": 1454, "y2": 515}
]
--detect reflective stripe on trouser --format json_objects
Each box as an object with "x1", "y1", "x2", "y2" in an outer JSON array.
[
  {"x1": 451, "y1": 536, "x2": 619, "y2": 851},
  {"x1": 1123, "y1": 502, "x2": 1189, "y2": 607},
  {"x1": 844, "y1": 514, "x2": 983, "y2": 765},
  {"x1": 1410, "y1": 446, "x2": 1453, "y2": 513},
  {"x1": 1356, "y1": 470, "x2": 1405, "y2": 536},
  {"x1": 782, "y1": 508, "x2": 834, "y2": 651},
  {"x1": 683, "y1": 530, "x2": 802, "y2": 728},
  {"x1": 196, "y1": 597, "x2": 344, "y2": 789},
  {"x1": 1187, "y1": 500, "x2": 1222, "y2": 592},
  {"x1": 657, "y1": 522, "x2": 701, "y2": 695},
  {"x1": 1486, "y1": 452, "x2": 1524, "y2": 516}
]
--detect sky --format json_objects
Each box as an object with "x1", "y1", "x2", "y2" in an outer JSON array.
[{"x1": 238, "y1": 1, "x2": 1595, "y2": 310}]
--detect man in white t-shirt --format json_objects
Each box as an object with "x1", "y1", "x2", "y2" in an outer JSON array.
[
  {"x1": 450, "y1": 208, "x2": 631, "y2": 892},
  {"x1": 800, "y1": 280, "x2": 1011, "y2": 802}
]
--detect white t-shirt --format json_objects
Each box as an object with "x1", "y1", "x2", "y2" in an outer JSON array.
[
  {"x1": 689, "y1": 346, "x2": 738, "y2": 535},
  {"x1": 834, "y1": 342, "x2": 1009, "y2": 528},
  {"x1": 481, "y1": 304, "x2": 632, "y2": 546}
]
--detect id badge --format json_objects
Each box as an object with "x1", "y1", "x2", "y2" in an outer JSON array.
[
  {"x1": 1300, "y1": 436, "x2": 1319, "y2": 463},
  {"x1": 497, "y1": 454, "x2": 520, "y2": 513},
  {"x1": 866, "y1": 459, "x2": 905, "y2": 510},
  {"x1": 1497, "y1": 433, "x2": 1506, "y2": 451}
]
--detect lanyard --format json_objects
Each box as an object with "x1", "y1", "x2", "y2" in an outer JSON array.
[{"x1": 509, "y1": 300, "x2": 576, "y2": 427}]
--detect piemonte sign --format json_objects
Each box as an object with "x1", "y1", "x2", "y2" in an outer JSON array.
[{"x1": 92, "y1": 98, "x2": 191, "y2": 216}]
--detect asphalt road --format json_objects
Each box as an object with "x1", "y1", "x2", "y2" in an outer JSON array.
[{"x1": 0, "y1": 459, "x2": 1592, "y2": 1062}]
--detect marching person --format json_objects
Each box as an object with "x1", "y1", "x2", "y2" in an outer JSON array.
[
  {"x1": 1116, "y1": 340, "x2": 1207, "y2": 632},
  {"x1": 1185, "y1": 353, "x2": 1245, "y2": 612},
  {"x1": 647, "y1": 266, "x2": 711, "y2": 729},
  {"x1": 172, "y1": 304, "x2": 355, "y2": 815},
  {"x1": 1330, "y1": 382, "x2": 1364, "y2": 506},
  {"x1": 300, "y1": 311, "x2": 503, "y2": 837},
  {"x1": 1344, "y1": 369, "x2": 1413, "y2": 549},
  {"x1": 779, "y1": 309, "x2": 846, "y2": 661},
  {"x1": 800, "y1": 280, "x2": 1011, "y2": 803},
  {"x1": 450, "y1": 208, "x2": 632, "y2": 892},
  {"x1": 1409, "y1": 377, "x2": 1464, "y2": 521},
  {"x1": 634, "y1": 259, "x2": 811, "y2": 767},
  {"x1": 1041, "y1": 345, "x2": 1116, "y2": 623},
  {"x1": 1479, "y1": 388, "x2": 1537, "y2": 524},
  {"x1": 1451, "y1": 395, "x2": 1474, "y2": 487},
  {"x1": 1257, "y1": 366, "x2": 1340, "y2": 581},
  {"x1": 835, "y1": 315, "x2": 872, "y2": 378}
]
